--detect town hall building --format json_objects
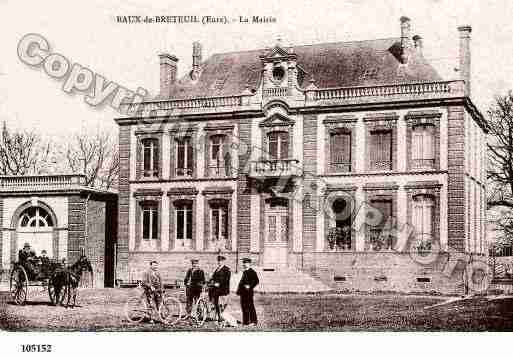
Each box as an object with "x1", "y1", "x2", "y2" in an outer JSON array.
[{"x1": 115, "y1": 17, "x2": 488, "y2": 294}]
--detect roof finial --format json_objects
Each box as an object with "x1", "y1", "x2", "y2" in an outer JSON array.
[{"x1": 276, "y1": 35, "x2": 282, "y2": 47}]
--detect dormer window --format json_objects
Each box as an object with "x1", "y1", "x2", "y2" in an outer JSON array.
[{"x1": 272, "y1": 66, "x2": 286, "y2": 83}]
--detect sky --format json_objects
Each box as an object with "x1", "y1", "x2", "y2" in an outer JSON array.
[{"x1": 1, "y1": 0, "x2": 513, "y2": 137}]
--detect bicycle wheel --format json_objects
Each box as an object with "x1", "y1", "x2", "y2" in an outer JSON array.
[
  {"x1": 193, "y1": 298, "x2": 208, "y2": 327},
  {"x1": 124, "y1": 294, "x2": 148, "y2": 324},
  {"x1": 159, "y1": 296, "x2": 182, "y2": 325}
]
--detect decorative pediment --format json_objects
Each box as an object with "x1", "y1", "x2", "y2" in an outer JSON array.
[{"x1": 259, "y1": 113, "x2": 295, "y2": 128}]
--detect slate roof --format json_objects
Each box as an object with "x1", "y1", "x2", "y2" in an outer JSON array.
[{"x1": 164, "y1": 37, "x2": 443, "y2": 100}]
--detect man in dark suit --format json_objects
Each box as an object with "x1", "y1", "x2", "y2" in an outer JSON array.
[
  {"x1": 209, "y1": 255, "x2": 231, "y2": 323},
  {"x1": 237, "y1": 258, "x2": 259, "y2": 326},
  {"x1": 142, "y1": 260, "x2": 163, "y2": 310},
  {"x1": 184, "y1": 258, "x2": 205, "y2": 315},
  {"x1": 18, "y1": 243, "x2": 38, "y2": 280}
]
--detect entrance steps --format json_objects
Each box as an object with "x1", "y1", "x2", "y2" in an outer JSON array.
[{"x1": 230, "y1": 266, "x2": 332, "y2": 294}]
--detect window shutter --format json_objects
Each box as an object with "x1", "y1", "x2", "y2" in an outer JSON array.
[
  {"x1": 142, "y1": 208, "x2": 150, "y2": 239},
  {"x1": 151, "y1": 207, "x2": 158, "y2": 240},
  {"x1": 187, "y1": 138, "x2": 194, "y2": 173},
  {"x1": 186, "y1": 205, "x2": 193, "y2": 239},
  {"x1": 136, "y1": 139, "x2": 142, "y2": 179},
  {"x1": 222, "y1": 138, "x2": 231, "y2": 176},
  {"x1": 268, "y1": 133, "x2": 278, "y2": 159},
  {"x1": 153, "y1": 140, "x2": 159, "y2": 177},
  {"x1": 280, "y1": 133, "x2": 289, "y2": 159},
  {"x1": 176, "y1": 140, "x2": 184, "y2": 174}
]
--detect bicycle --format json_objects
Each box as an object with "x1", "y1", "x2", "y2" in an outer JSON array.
[
  {"x1": 124, "y1": 282, "x2": 182, "y2": 325},
  {"x1": 190, "y1": 284, "x2": 228, "y2": 327}
]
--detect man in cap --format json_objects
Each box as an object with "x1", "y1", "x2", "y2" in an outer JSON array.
[
  {"x1": 236, "y1": 258, "x2": 259, "y2": 326},
  {"x1": 209, "y1": 255, "x2": 231, "y2": 323},
  {"x1": 184, "y1": 258, "x2": 205, "y2": 315},
  {"x1": 142, "y1": 260, "x2": 163, "y2": 311},
  {"x1": 18, "y1": 243, "x2": 38, "y2": 279}
]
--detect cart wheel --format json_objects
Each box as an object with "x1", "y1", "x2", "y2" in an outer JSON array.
[
  {"x1": 10, "y1": 266, "x2": 28, "y2": 305},
  {"x1": 124, "y1": 294, "x2": 148, "y2": 324},
  {"x1": 159, "y1": 296, "x2": 182, "y2": 325}
]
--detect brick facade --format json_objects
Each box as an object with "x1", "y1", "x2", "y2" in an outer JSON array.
[
  {"x1": 114, "y1": 22, "x2": 487, "y2": 294},
  {"x1": 117, "y1": 125, "x2": 131, "y2": 281}
]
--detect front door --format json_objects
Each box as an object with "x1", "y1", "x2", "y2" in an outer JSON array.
[{"x1": 263, "y1": 199, "x2": 289, "y2": 269}]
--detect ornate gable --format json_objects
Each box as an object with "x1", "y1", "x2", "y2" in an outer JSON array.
[{"x1": 259, "y1": 113, "x2": 295, "y2": 128}]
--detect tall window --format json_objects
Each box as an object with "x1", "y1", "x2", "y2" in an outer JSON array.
[
  {"x1": 176, "y1": 201, "x2": 193, "y2": 248},
  {"x1": 330, "y1": 131, "x2": 352, "y2": 172},
  {"x1": 211, "y1": 202, "x2": 229, "y2": 242},
  {"x1": 369, "y1": 130, "x2": 392, "y2": 170},
  {"x1": 369, "y1": 199, "x2": 393, "y2": 250},
  {"x1": 412, "y1": 195, "x2": 434, "y2": 250},
  {"x1": 19, "y1": 207, "x2": 54, "y2": 228},
  {"x1": 329, "y1": 198, "x2": 352, "y2": 250},
  {"x1": 412, "y1": 124, "x2": 435, "y2": 169},
  {"x1": 142, "y1": 138, "x2": 159, "y2": 177},
  {"x1": 268, "y1": 131, "x2": 289, "y2": 160},
  {"x1": 209, "y1": 135, "x2": 226, "y2": 176},
  {"x1": 142, "y1": 203, "x2": 159, "y2": 241},
  {"x1": 176, "y1": 137, "x2": 193, "y2": 177}
]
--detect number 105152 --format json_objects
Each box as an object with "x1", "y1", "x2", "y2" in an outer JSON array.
[{"x1": 21, "y1": 344, "x2": 52, "y2": 353}]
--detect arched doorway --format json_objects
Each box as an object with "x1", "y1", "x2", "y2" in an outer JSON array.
[
  {"x1": 263, "y1": 197, "x2": 289, "y2": 269},
  {"x1": 15, "y1": 203, "x2": 56, "y2": 258}
]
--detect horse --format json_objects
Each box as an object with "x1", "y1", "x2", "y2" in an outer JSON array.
[{"x1": 50, "y1": 255, "x2": 93, "y2": 308}]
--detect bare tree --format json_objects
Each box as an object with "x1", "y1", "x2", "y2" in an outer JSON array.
[
  {"x1": 65, "y1": 130, "x2": 119, "y2": 190},
  {"x1": 0, "y1": 121, "x2": 51, "y2": 175},
  {"x1": 487, "y1": 91, "x2": 513, "y2": 250}
]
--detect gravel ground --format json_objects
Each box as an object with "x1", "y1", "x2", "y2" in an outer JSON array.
[{"x1": 1, "y1": 288, "x2": 512, "y2": 331}]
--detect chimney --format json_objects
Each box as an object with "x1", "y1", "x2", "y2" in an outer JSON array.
[
  {"x1": 159, "y1": 53, "x2": 178, "y2": 97},
  {"x1": 191, "y1": 41, "x2": 202, "y2": 80},
  {"x1": 458, "y1": 25, "x2": 472, "y2": 97},
  {"x1": 412, "y1": 35, "x2": 423, "y2": 56},
  {"x1": 400, "y1": 16, "x2": 412, "y2": 64}
]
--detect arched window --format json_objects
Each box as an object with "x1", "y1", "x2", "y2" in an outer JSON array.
[
  {"x1": 18, "y1": 207, "x2": 54, "y2": 228},
  {"x1": 412, "y1": 124, "x2": 435, "y2": 168}
]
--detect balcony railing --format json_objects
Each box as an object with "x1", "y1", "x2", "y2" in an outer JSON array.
[
  {"x1": 249, "y1": 159, "x2": 301, "y2": 178},
  {"x1": 0, "y1": 174, "x2": 86, "y2": 192},
  {"x1": 264, "y1": 87, "x2": 289, "y2": 98},
  {"x1": 126, "y1": 95, "x2": 246, "y2": 113},
  {"x1": 314, "y1": 80, "x2": 463, "y2": 101}
]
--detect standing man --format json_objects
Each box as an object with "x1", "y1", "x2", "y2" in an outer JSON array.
[
  {"x1": 237, "y1": 258, "x2": 259, "y2": 326},
  {"x1": 184, "y1": 258, "x2": 205, "y2": 315},
  {"x1": 209, "y1": 255, "x2": 231, "y2": 323},
  {"x1": 142, "y1": 260, "x2": 163, "y2": 311}
]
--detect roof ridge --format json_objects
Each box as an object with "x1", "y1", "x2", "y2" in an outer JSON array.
[{"x1": 209, "y1": 37, "x2": 400, "y2": 57}]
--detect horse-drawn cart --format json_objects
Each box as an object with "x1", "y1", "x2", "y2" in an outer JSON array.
[{"x1": 9, "y1": 260, "x2": 65, "y2": 305}]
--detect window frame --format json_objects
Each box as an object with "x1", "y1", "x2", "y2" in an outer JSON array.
[
  {"x1": 175, "y1": 136, "x2": 194, "y2": 177},
  {"x1": 141, "y1": 202, "x2": 159, "y2": 241},
  {"x1": 140, "y1": 137, "x2": 160, "y2": 178}
]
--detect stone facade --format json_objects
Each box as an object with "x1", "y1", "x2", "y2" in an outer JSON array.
[{"x1": 115, "y1": 18, "x2": 487, "y2": 294}]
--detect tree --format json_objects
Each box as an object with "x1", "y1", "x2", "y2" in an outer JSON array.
[
  {"x1": 65, "y1": 130, "x2": 119, "y2": 190},
  {"x1": 487, "y1": 91, "x2": 513, "y2": 250},
  {"x1": 0, "y1": 121, "x2": 51, "y2": 175}
]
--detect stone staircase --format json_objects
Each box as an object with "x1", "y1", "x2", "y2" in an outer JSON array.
[{"x1": 230, "y1": 266, "x2": 332, "y2": 294}]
